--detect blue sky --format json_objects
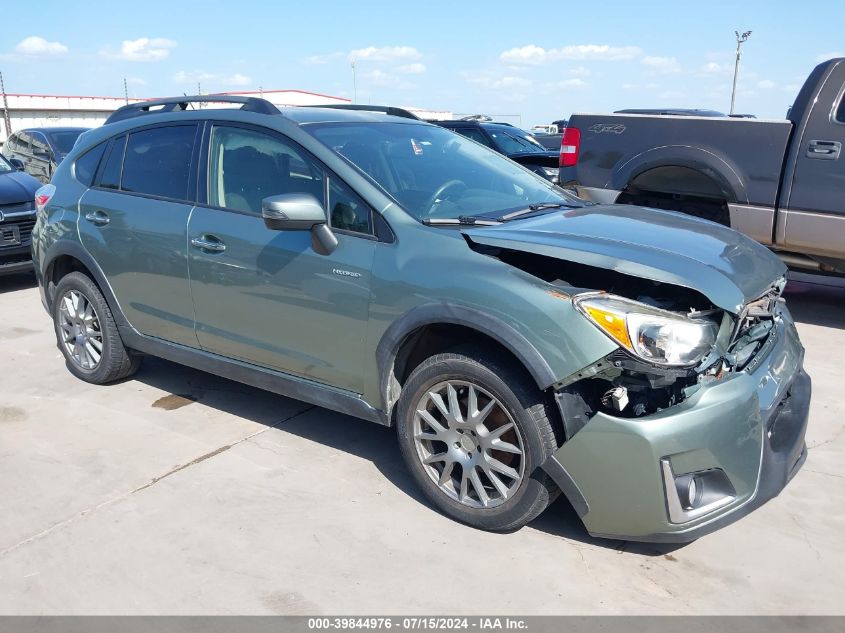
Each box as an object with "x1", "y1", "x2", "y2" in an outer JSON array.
[{"x1": 0, "y1": 0, "x2": 840, "y2": 126}]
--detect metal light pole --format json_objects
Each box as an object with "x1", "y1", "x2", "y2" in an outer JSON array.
[
  {"x1": 351, "y1": 60, "x2": 357, "y2": 103},
  {"x1": 730, "y1": 30, "x2": 752, "y2": 115},
  {"x1": 123, "y1": 77, "x2": 129, "y2": 105},
  {"x1": 0, "y1": 70, "x2": 12, "y2": 142}
]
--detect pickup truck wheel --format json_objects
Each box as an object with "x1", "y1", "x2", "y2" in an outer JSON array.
[
  {"x1": 619, "y1": 192, "x2": 730, "y2": 226},
  {"x1": 396, "y1": 347, "x2": 560, "y2": 532},
  {"x1": 52, "y1": 272, "x2": 140, "y2": 384}
]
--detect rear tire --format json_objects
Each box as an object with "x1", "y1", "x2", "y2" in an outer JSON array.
[
  {"x1": 618, "y1": 191, "x2": 730, "y2": 226},
  {"x1": 396, "y1": 346, "x2": 560, "y2": 532},
  {"x1": 52, "y1": 272, "x2": 140, "y2": 384}
]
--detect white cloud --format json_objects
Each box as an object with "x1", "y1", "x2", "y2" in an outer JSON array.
[
  {"x1": 104, "y1": 37, "x2": 176, "y2": 62},
  {"x1": 125, "y1": 77, "x2": 146, "y2": 86},
  {"x1": 658, "y1": 90, "x2": 686, "y2": 101},
  {"x1": 700, "y1": 62, "x2": 725, "y2": 74},
  {"x1": 758, "y1": 79, "x2": 776, "y2": 89},
  {"x1": 642, "y1": 55, "x2": 681, "y2": 73},
  {"x1": 349, "y1": 45, "x2": 420, "y2": 62},
  {"x1": 173, "y1": 70, "x2": 216, "y2": 83},
  {"x1": 467, "y1": 74, "x2": 533, "y2": 90},
  {"x1": 173, "y1": 70, "x2": 252, "y2": 88},
  {"x1": 228, "y1": 73, "x2": 252, "y2": 86},
  {"x1": 397, "y1": 62, "x2": 426, "y2": 74},
  {"x1": 304, "y1": 51, "x2": 345, "y2": 65},
  {"x1": 569, "y1": 66, "x2": 592, "y2": 77},
  {"x1": 816, "y1": 52, "x2": 843, "y2": 62},
  {"x1": 14, "y1": 36, "x2": 68, "y2": 57},
  {"x1": 500, "y1": 44, "x2": 642, "y2": 65},
  {"x1": 558, "y1": 78, "x2": 588, "y2": 88}
]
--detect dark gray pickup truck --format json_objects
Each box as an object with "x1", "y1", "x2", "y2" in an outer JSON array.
[{"x1": 567, "y1": 58, "x2": 845, "y2": 275}]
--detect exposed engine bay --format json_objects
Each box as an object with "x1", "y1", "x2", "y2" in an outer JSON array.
[{"x1": 470, "y1": 244, "x2": 784, "y2": 433}]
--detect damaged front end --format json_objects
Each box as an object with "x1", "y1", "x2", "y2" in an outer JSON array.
[{"x1": 556, "y1": 280, "x2": 786, "y2": 437}]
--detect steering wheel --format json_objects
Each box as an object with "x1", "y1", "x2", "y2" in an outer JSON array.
[{"x1": 423, "y1": 179, "x2": 467, "y2": 216}]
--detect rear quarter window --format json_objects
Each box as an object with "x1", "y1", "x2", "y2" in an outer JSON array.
[
  {"x1": 97, "y1": 136, "x2": 127, "y2": 190},
  {"x1": 73, "y1": 143, "x2": 107, "y2": 186}
]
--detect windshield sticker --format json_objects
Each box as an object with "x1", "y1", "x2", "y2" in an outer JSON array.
[{"x1": 411, "y1": 139, "x2": 424, "y2": 155}]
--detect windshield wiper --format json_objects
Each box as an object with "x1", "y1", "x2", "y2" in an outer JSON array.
[
  {"x1": 421, "y1": 216, "x2": 502, "y2": 226},
  {"x1": 500, "y1": 202, "x2": 571, "y2": 221}
]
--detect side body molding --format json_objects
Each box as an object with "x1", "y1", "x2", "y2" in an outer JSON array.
[{"x1": 375, "y1": 303, "x2": 557, "y2": 418}]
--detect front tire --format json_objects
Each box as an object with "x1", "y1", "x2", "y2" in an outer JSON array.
[
  {"x1": 52, "y1": 272, "x2": 140, "y2": 384},
  {"x1": 396, "y1": 346, "x2": 560, "y2": 532}
]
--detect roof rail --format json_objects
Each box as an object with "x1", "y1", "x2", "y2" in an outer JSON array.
[
  {"x1": 105, "y1": 95, "x2": 280, "y2": 125},
  {"x1": 304, "y1": 104, "x2": 421, "y2": 120}
]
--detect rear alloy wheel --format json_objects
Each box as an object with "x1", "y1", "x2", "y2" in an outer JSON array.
[
  {"x1": 397, "y1": 347, "x2": 560, "y2": 532},
  {"x1": 52, "y1": 272, "x2": 140, "y2": 384},
  {"x1": 58, "y1": 289, "x2": 104, "y2": 370}
]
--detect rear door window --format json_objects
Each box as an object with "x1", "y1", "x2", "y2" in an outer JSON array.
[
  {"x1": 121, "y1": 125, "x2": 197, "y2": 201},
  {"x1": 835, "y1": 86, "x2": 845, "y2": 123},
  {"x1": 453, "y1": 127, "x2": 494, "y2": 148}
]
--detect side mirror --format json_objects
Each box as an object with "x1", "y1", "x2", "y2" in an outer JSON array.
[
  {"x1": 9, "y1": 158, "x2": 24, "y2": 171},
  {"x1": 261, "y1": 193, "x2": 338, "y2": 256}
]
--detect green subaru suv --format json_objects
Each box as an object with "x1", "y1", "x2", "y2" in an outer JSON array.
[{"x1": 31, "y1": 96, "x2": 810, "y2": 542}]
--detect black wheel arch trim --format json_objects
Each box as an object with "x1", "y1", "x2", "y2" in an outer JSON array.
[
  {"x1": 610, "y1": 145, "x2": 748, "y2": 204},
  {"x1": 42, "y1": 240, "x2": 129, "y2": 328},
  {"x1": 541, "y1": 455, "x2": 589, "y2": 518},
  {"x1": 376, "y1": 303, "x2": 557, "y2": 418}
]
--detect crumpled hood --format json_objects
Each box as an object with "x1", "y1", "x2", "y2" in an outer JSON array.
[
  {"x1": 0, "y1": 170, "x2": 41, "y2": 205},
  {"x1": 462, "y1": 204, "x2": 786, "y2": 313}
]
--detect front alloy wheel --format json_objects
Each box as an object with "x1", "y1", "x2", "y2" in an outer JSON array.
[
  {"x1": 396, "y1": 347, "x2": 560, "y2": 532},
  {"x1": 413, "y1": 381, "x2": 525, "y2": 509}
]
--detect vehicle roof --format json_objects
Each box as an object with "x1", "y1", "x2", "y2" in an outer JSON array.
[
  {"x1": 614, "y1": 108, "x2": 726, "y2": 117},
  {"x1": 21, "y1": 126, "x2": 91, "y2": 133},
  {"x1": 432, "y1": 120, "x2": 517, "y2": 129},
  {"x1": 280, "y1": 106, "x2": 426, "y2": 125}
]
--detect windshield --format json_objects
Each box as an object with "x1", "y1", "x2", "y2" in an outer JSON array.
[
  {"x1": 46, "y1": 130, "x2": 86, "y2": 155},
  {"x1": 308, "y1": 122, "x2": 583, "y2": 222},
  {"x1": 487, "y1": 127, "x2": 547, "y2": 154},
  {"x1": 0, "y1": 154, "x2": 12, "y2": 173}
]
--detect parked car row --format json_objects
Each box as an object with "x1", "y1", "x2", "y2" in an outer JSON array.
[
  {"x1": 2, "y1": 127, "x2": 90, "y2": 183},
  {"x1": 28, "y1": 94, "x2": 809, "y2": 542}
]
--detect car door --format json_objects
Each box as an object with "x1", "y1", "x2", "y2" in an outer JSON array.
[
  {"x1": 187, "y1": 122, "x2": 376, "y2": 393},
  {"x1": 78, "y1": 124, "x2": 200, "y2": 347},
  {"x1": 779, "y1": 74, "x2": 845, "y2": 257}
]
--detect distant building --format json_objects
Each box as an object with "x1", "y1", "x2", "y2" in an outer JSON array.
[{"x1": 0, "y1": 89, "x2": 352, "y2": 146}]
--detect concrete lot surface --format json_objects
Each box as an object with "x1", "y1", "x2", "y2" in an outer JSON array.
[{"x1": 0, "y1": 273, "x2": 843, "y2": 615}]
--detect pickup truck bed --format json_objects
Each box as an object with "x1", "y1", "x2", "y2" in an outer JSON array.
[{"x1": 568, "y1": 58, "x2": 845, "y2": 274}]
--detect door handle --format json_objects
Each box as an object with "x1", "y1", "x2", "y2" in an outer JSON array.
[
  {"x1": 84, "y1": 210, "x2": 110, "y2": 226},
  {"x1": 806, "y1": 140, "x2": 841, "y2": 160},
  {"x1": 191, "y1": 235, "x2": 226, "y2": 253}
]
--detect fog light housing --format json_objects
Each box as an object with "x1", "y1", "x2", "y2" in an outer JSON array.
[{"x1": 660, "y1": 459, "x2": 736, "y2": 524}]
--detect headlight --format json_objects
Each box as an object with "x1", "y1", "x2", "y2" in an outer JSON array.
[{"x1": 574, "y1": 293, "x2": 718, "y2": 366}]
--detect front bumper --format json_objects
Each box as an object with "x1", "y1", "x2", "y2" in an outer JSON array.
[
  {"x1": 545, "y1": 307, "x2": 810, "y2": 542},
  {"x1": 0, "y1": 243, "x2": 34, "y2": 276}
]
